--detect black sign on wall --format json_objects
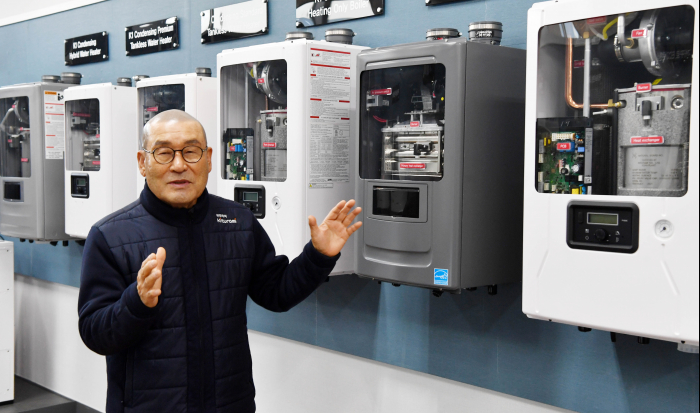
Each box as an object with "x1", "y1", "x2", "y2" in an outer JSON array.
[
  {"x1": 201, "y1": 0, "x2": 268, "y2": 44},
  {"x1": 65, "y1": 32, "x2": 109, "y2": 66},
  {"x1": 125, "y1": 17, "x2": 179, "y2": 56},
  {"x1": 425, "y1": 0, "x2": 472, "y2": 5},
  {"x1": 295, "y1": 0, "x2": 384, "y2": 28}
]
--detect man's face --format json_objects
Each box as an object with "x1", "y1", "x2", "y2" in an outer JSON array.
[{"x1": 137, "y1": 119, "x2": 212, "y2": 209}]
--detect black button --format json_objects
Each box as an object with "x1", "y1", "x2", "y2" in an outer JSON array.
[
  {"x1": 578, "y1": 212, "x2": 584, "y2": 224},
  {"x1": 595, "y1": 229, "x2": 607, "y2": 241}
]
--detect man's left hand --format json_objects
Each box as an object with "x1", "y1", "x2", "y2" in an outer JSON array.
[{"x1": 309, "y1": 200, "x2": 363, "y2": 257}]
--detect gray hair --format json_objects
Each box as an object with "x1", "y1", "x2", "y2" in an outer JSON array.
[{"x1": 140, "y1": 109, "x2": 207, "y2": 149}]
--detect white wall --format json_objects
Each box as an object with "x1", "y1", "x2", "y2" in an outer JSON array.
[
  {"x1": 14, "y1": 274, "x2": 573, "y2": 413},
  {"x1": 250, "y1": 331, "x2": 574, "y2": 413},
  {"x1": 0, "y1": 242, "x2": 14, "y2": 404},
  {"x1": 14, "y1": 274, "x2": 107, "y2": 411}
]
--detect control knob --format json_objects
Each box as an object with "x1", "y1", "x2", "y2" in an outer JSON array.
[{"x1": 594, "y1": 229, "x2": 607, "y2": 241}]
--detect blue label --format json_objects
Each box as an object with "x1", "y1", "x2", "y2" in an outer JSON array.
[{"x1": 434, "y1": 268, "x2": 448, "y2": 286}]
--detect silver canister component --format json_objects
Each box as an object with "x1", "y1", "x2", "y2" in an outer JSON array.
[
  {"x1": 468, "y1": 21, "x2": 503, "y2": 45},
  {"x1": 132, "y1": 75, "x2": 150, "y2": 84},
  {"x1": 41, "y1": 75, "x2": 61, "y2": 83},
  {"x1": 426, "y1": 28, "x2": 461, "y2": 41},
  {"x1": 325, "y1": 28, "x2": 355, "y2": 44},
  {"x1": 286, "y1": 31, "x2": 314, "y2": 41},
  {"x1": 196, "y1": 67, "x2": 212, "y2": 77},
  {"x1": 61, "y1": 72, "x2": 83, "y2": 84},
  {"x1": 117, "y1": 77, "x2": 132, "y2": 87}
]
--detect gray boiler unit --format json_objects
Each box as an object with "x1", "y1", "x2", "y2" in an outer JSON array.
[
  {"x1": 354, "y1": 28, "x2": 526, "y2": 293},
  {"x1": 0, "y1": 74, "x2": 81, "y2": 242}
]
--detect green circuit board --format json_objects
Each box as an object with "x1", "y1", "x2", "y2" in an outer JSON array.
[
  {"x1": 538, "y1": 131, "x2": 586, "y2": 194},
  {"x1": 229, "y1": 151, "x2": 247, "y2": 180},
  {"x1": 223, "y1": 128, "x2": 254, "y2": 180}
]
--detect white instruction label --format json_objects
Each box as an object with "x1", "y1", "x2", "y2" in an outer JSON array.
[
  {"x1": 44, "y1": 91, "x2": 65, "y2": 160},
  {"x1": 308, "y1": 47, "x2": 352, "y2": 187},
  {"x1": 624, "y1": 146, "x2": 683, "y2": 190}
]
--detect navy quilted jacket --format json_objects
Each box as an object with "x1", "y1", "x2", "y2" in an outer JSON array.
[{"x1": 78, "y1": 184, "x2": 339, "y2": 412}]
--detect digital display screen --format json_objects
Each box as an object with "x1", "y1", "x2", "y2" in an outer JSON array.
[
  {"x1": 243, "y1": 192, "x2": 258, "y2": 202},
  {"x1": 588, "y1": 213, "x2": 618, "y2": 226},
  {"x1": 76, "y1": 178, "x2": 86, "y2": 186}
]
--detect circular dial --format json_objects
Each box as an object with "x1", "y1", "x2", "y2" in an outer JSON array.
[
  {"x1": 594, "y1": 229, "x2": 607, "y2": 241},
  {"x1": 655, "y1": 220, "x2": 674, "y2": 239}
]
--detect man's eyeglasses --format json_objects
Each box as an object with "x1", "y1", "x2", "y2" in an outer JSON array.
[{"x1": 142, "y1": 146, "x2": 207, "y2": 164}]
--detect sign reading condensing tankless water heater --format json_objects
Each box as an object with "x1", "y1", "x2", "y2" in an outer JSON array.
[
  {"x1": 200, "y1": 0, "x2": 268, "y2": 44},
  {"x1": 65, "y1": 32, "x2": 108, "y2": 65},
  {"x1": 295, "y1": 0, "x2": 384, "y2": 28},
  {"x1": 125, "y1": 17, "x2": 179, "y2": 56}
]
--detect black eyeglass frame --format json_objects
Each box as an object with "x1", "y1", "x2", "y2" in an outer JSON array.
[{"x1": 141, "y1": 146, "x2": 208, "y2": 165}]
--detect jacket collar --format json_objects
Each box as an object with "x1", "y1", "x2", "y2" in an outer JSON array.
[{"x1": 140, "y1": 182, "x2": 210, "y2": 227}]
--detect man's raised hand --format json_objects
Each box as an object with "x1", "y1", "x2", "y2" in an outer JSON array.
[
  {"x1": 137, "y1": 247, "x2": 166, "y2": 308},
  {"x1": 309, "y1": 200, "x2": 362, "y2": 257}
]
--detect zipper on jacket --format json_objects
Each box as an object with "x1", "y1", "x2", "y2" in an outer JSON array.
[{"x1": 187, "y1": 210, "x2": 205, "y2": 411}]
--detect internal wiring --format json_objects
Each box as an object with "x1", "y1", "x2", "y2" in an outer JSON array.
[
  {"x1": 601, "y1": 12, "x2": 638, "y2": 41},
  {"x1": 602, "y1": 18, "x2": 618, "y2": 40}
]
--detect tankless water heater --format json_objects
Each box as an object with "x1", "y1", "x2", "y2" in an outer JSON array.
[
  {"x1": 355, "y1": 28, "x2": 526, "y2": 293},
  {"x1": 217, "y1": 30, "x2": 366, "y2": 274},
  {"x1": 522, "y1": 0, "x2": 698, "y2": 345},
  {"x1": 0, "y1": 73, "x2": 81, "y2": 242},
  {"x1": 64, "y1": 78, "x2": 138, "y2": 238}
]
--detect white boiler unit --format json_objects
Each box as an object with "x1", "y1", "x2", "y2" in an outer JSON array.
[
  {"x1": 217, "y1": 30, "x2": 366, "y2": 274},
  {"x1": 522, "y1": 0, "x2": 698, "y2": 345},
  {"x1": 64, "y1": 78, "x2": 138, "y2": 238}
]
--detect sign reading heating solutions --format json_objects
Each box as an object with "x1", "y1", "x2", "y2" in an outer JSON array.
[
  {"x1": 200, "y1": 0, "x2": 268, "y2": 44},
  {"x1": 65, "y1": 32, "x2": 109, "y2": 66},
  {"x1": 295, "y1": 0, "x2": 384, "y2": 28},
  {"x1": 125, "y1": 17, "x2": 179, "y2": 56}
]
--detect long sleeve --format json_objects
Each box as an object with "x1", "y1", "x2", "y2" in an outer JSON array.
[
  {"x1": 78, "y1": 226, "x2": 160, "y2": 355},
  {"x1": 247, "y1": 217, "x2": 339, "y2": 312}
]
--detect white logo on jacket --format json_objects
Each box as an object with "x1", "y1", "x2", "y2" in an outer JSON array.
[{"x1": 216, "y1": 214, "x2": 237, "y2": 224}]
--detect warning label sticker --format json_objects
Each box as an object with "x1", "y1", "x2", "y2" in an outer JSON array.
[
  {"x1": 44, "y1": 91, "x2": 65, "y2": 160},
  {"x1": 400, "y1": 163, "x2": 426, "y2": 169},
  {"x1": 309, "y1": 118, "x2": 350, "y2": 188},
  {"x1": 631, "y1": 28, "x2": 647, "y2": 39},
  {"x1": 636, "y1": 83, "x2": 652, "y2": 93},
  {"x1": 631, "y1": 136, "x2": 664, "y2": 145},
  {"x1": 586, "y1": 16, "x2": 607, "y2": 25},
  {"x1": 308, "y1": 47, "x2": 352, "y2": 188}
]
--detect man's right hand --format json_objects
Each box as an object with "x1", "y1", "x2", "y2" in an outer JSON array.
[{"x1": 137, "y1": 247, "x2": 166, "y2": 308}]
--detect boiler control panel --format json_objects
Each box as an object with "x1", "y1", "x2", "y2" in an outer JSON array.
[
  {"x1": 234, "y1": 185, "x2": 265, "y2": 219},
  {"x1": 567, "y1": 202, "x2": 639, "y2": 253},
  {"x1": 71, "y1": 174, "x2": 89, "y2": 198}
]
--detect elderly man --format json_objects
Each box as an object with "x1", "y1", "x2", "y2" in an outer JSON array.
[{"x1": 78, "y1": 110, "x2": 362, "y2": 413}]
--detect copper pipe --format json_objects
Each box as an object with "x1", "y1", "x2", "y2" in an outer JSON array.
[{"x1": 565, "y1": 38, "x2": 611, "y2": 110}]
